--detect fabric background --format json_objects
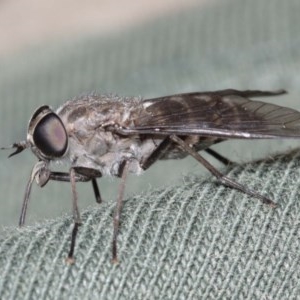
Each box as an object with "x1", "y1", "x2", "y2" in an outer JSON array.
[{"x1": 0, "y1": 0, "x2": 300, "y2": 299}]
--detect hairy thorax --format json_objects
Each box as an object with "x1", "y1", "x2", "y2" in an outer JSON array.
[{"x1": 55, "y1": 95, "x2": 161, "y2": 176}]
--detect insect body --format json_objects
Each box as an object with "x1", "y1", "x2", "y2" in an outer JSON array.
[{"x1": 4, "y1": 89, "x2": 300, "y2": 263}]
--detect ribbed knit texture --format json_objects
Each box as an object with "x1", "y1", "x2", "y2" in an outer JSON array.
[
  {"x1": 1, "y1": 150, "x2": 300, "y2": 299},
  {"x1": 1, "y1": 0, "x2": 300, "y2": 299}
]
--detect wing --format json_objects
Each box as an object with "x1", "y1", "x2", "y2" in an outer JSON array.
[{"x1": 122, "y1": 89, "x2": 300, "y2": 139}]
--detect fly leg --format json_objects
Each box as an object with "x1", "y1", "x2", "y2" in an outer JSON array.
[
  {"x1": 141, "y1": 137, "x2": 173, "y2": 170},
  {"x1": 65, "y1": 168, "x2": 82, "y2": 264},
  {"x1": 49, "y1": 171, "x2": 102, "y2": 203},
  {"x1": 204, "y1": 148, "x2": 233, "y2": 165},
  {"x1": 19, "y1": 164, "x2": 102, "y2": 264},
  {"x1": 42, "y1": 169, "x2": 99, "y2": 263},
  {"x1": 46, "y1": 170, "x2": 102, "y2": 263},
  {"x1": 141, "y1": 136, "x2": 233, "y2": 169},
  {"x1": 91, "y1": 179, "x2": 101, "y2": 203},
  {"x1": 170, "y1": 135, "x2": 276, "y2": 207},
  {"x1": 112, "y1": 160, "x2": 130, "y2": 264}
]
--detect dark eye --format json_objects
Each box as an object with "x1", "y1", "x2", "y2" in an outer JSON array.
[{"x1": 33, "y1": 113, "x2": 68, "y2": 158}]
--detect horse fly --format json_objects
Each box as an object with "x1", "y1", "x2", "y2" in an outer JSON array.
[{"x1": 3, "y1": 89, "x2": 300, "y2": 264}]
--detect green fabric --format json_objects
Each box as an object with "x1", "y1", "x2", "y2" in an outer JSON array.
[
  {"x1": 1, "y1": 0, "x2": 300, "y2": 298},
  {"x1": 1, "y1": 150, "x2": 300, "y2": 299}
]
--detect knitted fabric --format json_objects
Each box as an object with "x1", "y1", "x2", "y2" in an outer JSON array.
[{"x1": 1, "y1": 150, "x2": 300, "y2": 299}]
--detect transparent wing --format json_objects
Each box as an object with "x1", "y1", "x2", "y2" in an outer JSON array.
[{"x1": 123, "y1": 89, "x2": 300, "y2": 139}]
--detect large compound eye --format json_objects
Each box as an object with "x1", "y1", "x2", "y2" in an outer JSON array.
[{"x1": 33, "y1": 113, "x2": 68, "y2": 158}]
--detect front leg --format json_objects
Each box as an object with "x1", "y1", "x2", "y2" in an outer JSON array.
[
  {"x1": 19, "y1": 163, "x2": 102, "y2": 264},
  {"x1": 48, "y1": 169, "x2": 102, "y2": 203},
  {"x1": 43, "y1": 168, "x2": 102, "y2": 263},
  {"x1": 48, "y1": 167, "x2": 102, "y2": 264}
]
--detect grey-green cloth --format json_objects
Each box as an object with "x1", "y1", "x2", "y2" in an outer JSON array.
[
  {"x1": 1, "y1": 0, "x2": 300, "y2": 299},
  {"x1": 1, "y1": 151, "x2": 300, "y2": 299}
]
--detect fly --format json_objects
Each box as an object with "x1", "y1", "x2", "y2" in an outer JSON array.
[{"x1": 3, "y1": 89, "x2": 300, "y2": 264}]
